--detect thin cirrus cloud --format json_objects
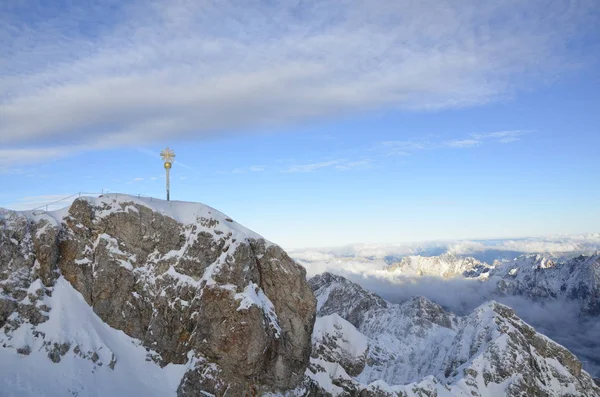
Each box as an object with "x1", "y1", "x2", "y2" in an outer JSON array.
[
  {"x1": 445, "y1": 129, "x2": 532, "y2": 148},
  {"x1": 283, "y1": 160, "x2": 343, "y2": 173},
  {"x1": 219, "y1": 165, "x2": 267, "y2": 174},
  {"x1": 384, "y1": 129, "x2": 533, "y2": 155},
  {"x1": 445, "y1": 139, "x2": 481, "y2": 148},
  {"x1": 282, "y1": 158, "x2": 371, "y2": 173},
  {"x1": 0, "y1": 0, "x2": 595, "y2": 165}
]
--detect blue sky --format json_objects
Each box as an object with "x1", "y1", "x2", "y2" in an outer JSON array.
[{"x1": 1, "y1": 0, "x2": 599, "y2": 248}]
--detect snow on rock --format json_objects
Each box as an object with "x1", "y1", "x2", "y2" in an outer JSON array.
[
  {"x1": 387, "y1": 252, "x2": 492, "y2": 278},
  {"x1": 0, "y1": 194, "x2": 316, "y2": 396},
  {"x1": 0, "y1": 277, "x2": 191, "y2": 397},
  {"x1": 488, "y1": 253, "x2": 600, "y2": 315},
  {"x1": 312, "y1": 314, "x2": 369, "y2": 377},
  {"x1": 384, "y1": 251, "x2": 600, "y2": 317},
  {"x1": 235, "y1": 282, "x2": 283, "y2": 337},
  {"x1": 296, "y1": 273, "x2": 600, "y2": 397}
]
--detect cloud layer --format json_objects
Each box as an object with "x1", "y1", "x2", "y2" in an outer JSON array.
[
  {"x1": 291, "y1": 236, "x2": 600, "y2": 376},
  {"x1": 1, "y1": 0, "x2": 596, "y2": 164}
]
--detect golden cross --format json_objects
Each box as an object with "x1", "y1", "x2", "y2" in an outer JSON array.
[{"x1": 160, "y1": 147, "x2": 176, "y2": 163}]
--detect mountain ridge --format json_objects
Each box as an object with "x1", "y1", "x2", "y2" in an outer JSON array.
[
  {"x1": 302, "y1": 272, "x2": 600, "y2": 396},
  {"x1": 1, "y1": 194, "x2": 316, "y2": 396}
]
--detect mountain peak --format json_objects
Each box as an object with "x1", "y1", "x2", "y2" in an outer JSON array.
[{"x1": 1, "y1": 194, "x2": 316, "y2": 395}]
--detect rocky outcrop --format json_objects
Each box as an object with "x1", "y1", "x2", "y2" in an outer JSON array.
[
  {"x1": 310, "y1": 272, "x2": 387, "y2": 328},
  {"x1": 311, "y1": 314, "x2": 369, "y2": 377},
  {"x1": 0, "y1": 195, "x2": 316, "y2": 395}
]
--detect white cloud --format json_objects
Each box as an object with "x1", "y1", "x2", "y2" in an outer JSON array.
[
  {"x1": 0, "y1": 0, "x2": 594, "y2": 164},
  {"x1": 219, "y1": 165, "x2": 267, "y2": 174},
  {"x1": 445, "y1": 139, "x2": 480, "y2": 148},
  {"x1": 383, "y1": 129, "x2": 532, "y2": 155},
  {"x1": 382, "y1": 141, "x2": 426, "y2": 156},
  {"x1": 284, "y1": 160, "x2": 342, "y2": 173},
  {"x1": 472, "y1": 130, "x2": 532, "y2": 143},
  {"x1": 335, "y1": 160, "x2": 371, "y2": 171},
  {"x1": 0, "y1": 146, "x2": 83, "y2": 167}
]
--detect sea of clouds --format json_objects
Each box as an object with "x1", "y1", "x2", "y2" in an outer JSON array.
[{"x1": 291, "y1": 234, "x2": 600, "y2": 378}]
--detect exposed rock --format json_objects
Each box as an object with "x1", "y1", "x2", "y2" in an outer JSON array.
[
  {"x1": 310, "y1": 272, "x2": 387, "y2": 328},
  {"x1": 312, "y1": 314, "x2": 369, "y2": 377},
  {"x1": 0, "y1": 195, "x2": 316, "y2": 395},
  {"x1": 299, "y1": 273, "x2": 600, "y2": 397}
]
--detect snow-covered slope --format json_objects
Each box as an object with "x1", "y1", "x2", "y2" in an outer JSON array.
[
  {"x1": 297, "y1": 273, "x2": 600, "y2": 396},
  {"x1": 0, "y1": 277, "x2": 192, "y2": 397}
]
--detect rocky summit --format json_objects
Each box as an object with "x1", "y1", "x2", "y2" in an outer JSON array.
[{"x1": 0, "y1": 194, "x2": 316, "y2": 396}]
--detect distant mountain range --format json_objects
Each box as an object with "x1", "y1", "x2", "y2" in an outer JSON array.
[
  {"x1": 386, "y1": 252, "x2": 600, "y2": 316},
  {"x1": 301, "y1": 272, "x2": 599, "y2": 396},
  {"x1": 293, "y1": 246, "x2": 600, "y2": 383}
]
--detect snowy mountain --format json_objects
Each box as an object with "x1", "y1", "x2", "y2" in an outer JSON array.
[
  {"x1": 483, "y1": 254, "x2": 600, "y2": 316},
  {"x1": 387, "y1": 252, "x2": 492, "y2": 278},
  {"x1": 384, "y1": 252, "x2": 600, "y2": 317},
  {"x1": 0, "y1": 194, "x2": 316, "y2": 396},
  {"x1": 289, "y1": 234, "x2": 600, "y2": 277},
  {"x1": 298, "y1": 273, "x2": 600, "y2": 396}
]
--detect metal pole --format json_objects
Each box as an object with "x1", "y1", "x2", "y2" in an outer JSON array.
[
  {"x1": 160, "y1": 147, "x2": 175, "y2": 202},
  {"x1": 166, "y1": 167, "x2": 170, "y2": 201}
]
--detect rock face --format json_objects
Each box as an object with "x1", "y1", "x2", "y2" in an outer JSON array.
[
  {"x1": 0, "y1": 195, "x2": 316, "y2": 396},
  {"x1": 296, "y1": 273, "x2": 600, "y2": 397}
]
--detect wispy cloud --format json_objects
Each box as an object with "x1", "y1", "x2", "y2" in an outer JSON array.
[
  {"x1": 219, "y1": 165, "x2": 268, "y2": 174},
  {"x1": 472, "y1": 130, "x2": 531, "y2": 143},
  {"x1": 0, "y1": 1, "x2": 594, "y2": 164},
  {"x1": 444, "y1": 139, "x2": 480, "y2": 148},
  {"x1": 382, "y1": 141, "x2": 426, "y2": 156},
  {"x1": 447, "y1": 129, "x2": 533, "y2": 147},
  {"x1": 335, "y1": 160, "x2": 372, "y2": 171},
  {"x1": 384, "y1": 129, "x2": 533, "y2": 155},
  {"x1": 284, "y1": 160, "x2": 342, "y2": 173},
  {"x1": 283, "y1": 159, "x2": 371, "y2": 173},
  {"x1": 0, "y1": 146, "x2": 84, "y2": 167}
]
